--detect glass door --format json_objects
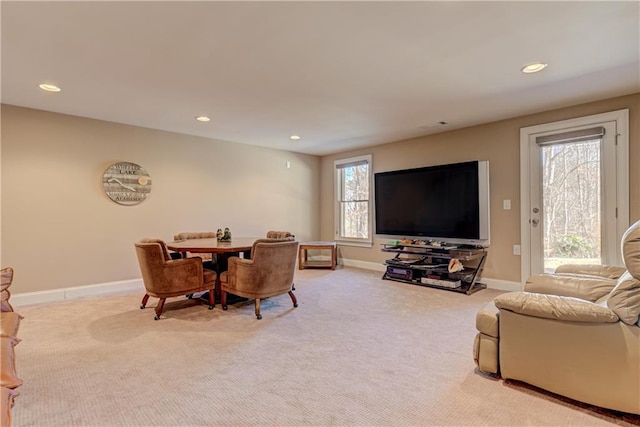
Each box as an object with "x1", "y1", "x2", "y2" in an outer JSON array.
[
  {"x1": 529, "y1": 121, "x2": 618, "y2": 274},
  {"x1": 539, "y1": 138, "x2": 602, "y2": 271}
]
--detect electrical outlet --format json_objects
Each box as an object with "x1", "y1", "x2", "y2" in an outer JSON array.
[
  {"x1": 513, "y1": 245, "x2": 521, "y2": 255},
  {"x1": 503, "y1": 199, "x2": 511, "y2": 210}
]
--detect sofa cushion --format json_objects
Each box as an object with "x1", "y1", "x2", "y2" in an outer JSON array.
[
  {"x1": 622, "y1": 220, "x2": 640, "y2": 279},
  {"x1": 0, "y1": 312, "x2": 22, "y2": 338},
  {"x1": 607, "y1": 272, "x2": 640, "y2": 325},
  {"x1": 0, "y1": 337, "x2": 22, "y2": 389}
]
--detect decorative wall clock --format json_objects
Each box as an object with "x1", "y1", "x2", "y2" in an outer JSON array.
[{"x1": 102, "y1": 161, "x2": 152, "y2": 206}]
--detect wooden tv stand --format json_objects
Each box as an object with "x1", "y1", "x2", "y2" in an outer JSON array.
[{"x1": 381, "y1": 243, "x2": 487, "y2": 295}]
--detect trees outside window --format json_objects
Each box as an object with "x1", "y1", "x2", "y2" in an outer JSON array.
[
  {"x1": 335, "y1": 155, "x2": 372, "y2": 246},
  {"x1": 541, "y1": 139, "x2": 602, "y2": 269}
]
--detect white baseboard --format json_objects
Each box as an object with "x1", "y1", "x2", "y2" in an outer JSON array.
[
  {"x1": 11, "y1": 279, "x2": 143, "y2": 307},
  {"x1": 341, "y1": 258, "x2": 386, "y2": 272},
  {"x1": 340, "y1": 257, "x2": 522, "y2": 292}
]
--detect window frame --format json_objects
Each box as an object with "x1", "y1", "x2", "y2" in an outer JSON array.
[
  {"x1": 334, "y1": 154, "x2": 373, "y2": 247},
  {"x1": 519, "y1": 109, "x2": 629, "y2": 282}
]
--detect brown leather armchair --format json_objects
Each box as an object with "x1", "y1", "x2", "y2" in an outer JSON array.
[
  {"x1": 474, "y1": 220, "x2": 640, "y2": 414},
  {"x1": 135, "y1": 239, "x2": 216, "y2": 320},
  {"x1": 266, "y1": 230, "x2": 295, "y2": 240},
  {"x1": 265, "y1": 231, "x2": 296, "y2": 289},
  {"x1": 220, "y1": 239, "x2": 299, "y2": 319}
]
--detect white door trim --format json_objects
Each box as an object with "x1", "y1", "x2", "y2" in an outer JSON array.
[{"x1": 519, "y1": 109, "x2": 629, "y2": 283}]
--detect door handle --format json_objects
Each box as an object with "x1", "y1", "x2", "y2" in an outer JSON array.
[{"x1": 531, "y1": 218, "x2": 540, "y2": 227}]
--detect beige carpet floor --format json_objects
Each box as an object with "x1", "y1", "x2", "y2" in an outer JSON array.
[{"x1": 10, "y1": 267, "x2": 640, "y2": 426}]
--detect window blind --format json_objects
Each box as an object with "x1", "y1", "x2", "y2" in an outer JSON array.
[
  {"x1": 536, "y1": 126, "x2": 605, "y2": 146},
  {"x1": 336, "y1": 159, "x2": 369, "y2": 169}
]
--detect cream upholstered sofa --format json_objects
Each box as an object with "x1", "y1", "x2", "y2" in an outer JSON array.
[{"x1": 474, "y1": 220, "x2": 640, "y2": 415}]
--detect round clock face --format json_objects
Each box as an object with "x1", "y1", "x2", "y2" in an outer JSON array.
[{"x1": 102, "y1": 162, "x2": 152, "y2": 206}]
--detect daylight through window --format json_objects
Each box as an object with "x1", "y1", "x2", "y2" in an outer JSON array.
[{"x1": 335, "y1": 155, "x2": 372, "y2": 246}]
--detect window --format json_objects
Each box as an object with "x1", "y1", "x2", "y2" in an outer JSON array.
[{"x1": 334, "y1": 154, "x2": 372, "y2": 247}]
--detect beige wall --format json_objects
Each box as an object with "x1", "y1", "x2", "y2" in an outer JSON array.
[
  {"x1": 319, "y1": 93, "x2": 640, "y2": 284},
  {"x1": 3, "y1": 94, "x2": 638, "y2": 293},
  {"x1": 1, "y1": 105, "x2": 320, "y2": 293}
]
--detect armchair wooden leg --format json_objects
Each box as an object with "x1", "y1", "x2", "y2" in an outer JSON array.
[
  {"x1": 292, "y1": 283, "x2": 296, "y2": 291},
  {"x1": 154, "y1": 298, "x2": 166, "y2": 320},
  {"x1": 255, "y1": 298, "x2": 262, "y2": 320},
  {"x1": 140, "y1": 294, "x2": 150, "y2": 309},
  {"x1": 288, "y1": 291, "x2": 298, "y2": 308},
  {"x1": 222, "y1": 291, "x2": 228, "y2": 310},
  {"x1": 208, "y1": 289, "x2": 215, "y2": 310}
]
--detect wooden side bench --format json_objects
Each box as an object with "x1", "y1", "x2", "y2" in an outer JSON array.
[{"x1": 298, "y1": 241, "x2": 337, "y2": 270}]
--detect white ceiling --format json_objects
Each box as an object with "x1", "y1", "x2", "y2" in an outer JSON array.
[{"x1": 2, "y1": 1, "x2": 639, "y2": 156}]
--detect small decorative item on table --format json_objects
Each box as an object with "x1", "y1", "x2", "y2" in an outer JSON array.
[{"x1": 219, "y1": 227, "x2": 232, "y2": 242}]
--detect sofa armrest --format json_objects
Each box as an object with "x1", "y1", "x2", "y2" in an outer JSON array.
[
  {"x1": 494, "y1": 292, "x2": 619, "y2": 323},
  {"x1": 524, "y1": 274, "x2": 616, "y2": 302},
  {"x1": 554, "y1": 264, "x2": 626, "y2": 280}
]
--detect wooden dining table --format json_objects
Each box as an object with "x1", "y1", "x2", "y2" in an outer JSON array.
[{"x1": 166, "y1": 237, "x2": 258, "y2": 303}]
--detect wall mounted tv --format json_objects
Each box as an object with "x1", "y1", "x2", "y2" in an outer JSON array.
[{"x1": 374, "y1": 160, "x2": 490, "y2": 246}]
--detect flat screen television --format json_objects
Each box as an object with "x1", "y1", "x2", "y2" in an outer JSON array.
[{"x1": 374, "y1": 160, "x2": 490, "y2": 246}]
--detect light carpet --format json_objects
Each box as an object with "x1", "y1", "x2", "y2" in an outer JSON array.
[{"x1": 11, "y1": 267, "x2": 640, "y2": 426}]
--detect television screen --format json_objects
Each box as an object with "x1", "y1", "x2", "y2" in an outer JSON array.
[{"x1": 374, "y1": 161, "x2": 490, "y2": 245}]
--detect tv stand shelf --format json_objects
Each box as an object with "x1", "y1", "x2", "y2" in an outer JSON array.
[{"x1": 381, "y1": 244, "x2": 487, "y2": 295}]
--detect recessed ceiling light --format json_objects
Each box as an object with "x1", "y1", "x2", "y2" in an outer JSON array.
[
  {"x1": 39, "y1": 83, "x2": 61, "y2": 92},
  {"x1": 521, "y1": 62, "x2": 548, "y2": 73},
  {"x1": 289, "y1": 135, "x2": 301, "y2": 140},
  {"x1": 195, "y1": 116, "x2": 210, "y2": 122}
]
